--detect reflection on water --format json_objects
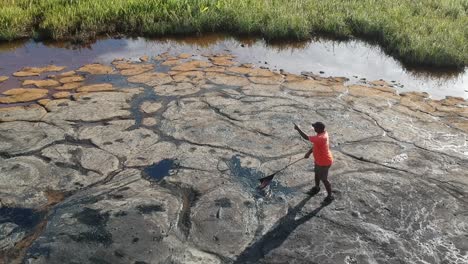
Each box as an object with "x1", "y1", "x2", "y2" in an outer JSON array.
[{"x1": 0, "y1": 34, "x2": 466, "y2": 99}]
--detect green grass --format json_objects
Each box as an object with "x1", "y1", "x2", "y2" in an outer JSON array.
[{"x1": 0, "y1": 0, "x2": 467, "y2": 68}]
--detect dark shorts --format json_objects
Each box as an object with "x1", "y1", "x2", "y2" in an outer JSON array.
[{"x1": 314, "y1": 164, "x2": 331, "y2": 181}]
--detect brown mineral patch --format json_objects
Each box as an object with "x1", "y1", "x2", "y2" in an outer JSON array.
[
  {"x1": 44, "y1": 189, "x2": 68, "y2": 207},
  {"x1": 140, "y1": 55, "x2": 149, "y2": 62},
  {"x1": 57, "y1": 71, "x2": 76, "y2": 77},
  {"x1": 400, "y1": 96, "x2": 435, "y2": 113},
  {"x1": 38, "y1": 99, "x2": 51, "y2": 106},
  {"x1": 77, "y1": 83, "x2": 114, "y2": 93},
  {"x1": 348, "y1": 85, "x2": 399, "y2": 99},
  {"x1": 0, "y1": 104, "x2": 47, "y2": 122},
  {"x1": 248, "y1": 75, "x2": 283, "y2": 85},
  {"x1": 56, "y1": 82, "x2": 83, "y2": 90},
  {"x1": 171, "y1": 60, "x2": 212, "y2": 71},
  {"x1": 205, "y1": 72, "x2": 250, "y2": 86},
  {"x1": 400, "y1": 91, "x2": 430, "y2": 99},
  {"x1": 59, "y1": 76, "x2": 85, "y2": 84},
  {"x1": 179, "y1": 53, "x2": 192, "y2": 59},
  {"x1": 114, "y1": 61, "x2": 154, "y2": 75},
  {"x1": 78, "y1": 63, "x2": 114, "y2": 74},
  {"x1": 127, "y1": 72, "x2": 173, "y2": 86},
  {"x1": 204, "y1": 67, "x2": 225, "y2": 73},
  {"x1": 227, "y1": 66, "x2": 275, "y2": 77},
  {"x1": 209, "y1": 57, "x2": 236, "y2": 67},
  {"x1": 52, "y1": 91, "x2": 71, "y2": 99},
  {"x1": 0, "y1": 88, "x2": 48, "y2": 103},
  {"x1": 370, "y1": 80, "x2": 391, "y2": 87},
  {"x1": 172, "y1": 71, "x2": 205, "y2": 84},
  {"x1": 0, "y1": 76, "x2": 9, "y2": 82},
  {"x1": 22, "y1": 79, "x2": 60, "y2": 88},
  {"x1": 161, "y1": 60, "x2": 181, "y2": 66},
  {"x1": 140, "y1": 101, "x2": 162, "y2": 114},
  {"x1": 13, "y1": 65, "x2": 66, "y2": 77},
  {"x1": 438, "y1": 96, "x2": 466, "y2": 106}
]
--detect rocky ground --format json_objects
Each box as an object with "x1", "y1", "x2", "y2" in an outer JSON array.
[{"x1": 0, "y1": 53, "x2": 467, "y2": 264}]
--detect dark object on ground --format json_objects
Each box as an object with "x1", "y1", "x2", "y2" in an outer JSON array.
[{"x1": 258, "y1": 158, "x2": 304, "y2": 189}]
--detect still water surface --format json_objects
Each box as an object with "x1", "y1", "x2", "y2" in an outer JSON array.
[{"x1": 0, "y1": 35, "x2": 466, "y2": 99}]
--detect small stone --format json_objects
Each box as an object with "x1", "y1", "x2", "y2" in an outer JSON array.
[
  {"x1": 78, "y1": 64, "x2": 114, "y2": 74},
  {"x1": 76, "y1": 83, "x2": 114, "y2": 93},
  {"x1": 0, "y1": 76, "x2": 8, "y2": 83},
  {"x1": 59, "y1": 76, "x2": 84, "y2": 84},
  {"x1": 140, "y1": 101, "x2": 162, "y2": 114},
  {"x1": 53, "y1": 91, "x2": 71, "y2": 99},
  {"x1": 319, "y1": 71, "x2": 325, "y2": 74},
  {"x1": 139, "y1": 55, "x2": 149, "y2": 62}
]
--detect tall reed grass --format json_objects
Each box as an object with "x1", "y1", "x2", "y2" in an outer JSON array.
[{"x1": 0, "y1": 0, "x2": 467, "y2": 68}]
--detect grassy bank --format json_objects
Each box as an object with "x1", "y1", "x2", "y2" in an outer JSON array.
[{"x1": 1, "y1": 0, "x2": 467, "y2": 68}]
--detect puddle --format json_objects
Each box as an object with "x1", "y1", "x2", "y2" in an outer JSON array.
[
  {"x1": 143, "y1": 159, "x2": 178, "y2": 182},
  {"x1": 0, "y1": 34, "x2": 466, "y2": 99},
  {"x1": 0, "y1": 207, "x2": 45, "y2": 229}
]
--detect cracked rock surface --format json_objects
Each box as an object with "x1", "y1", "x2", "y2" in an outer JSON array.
[{"x1": 0, "y1": 54, "x2": 467, "y2": 264}]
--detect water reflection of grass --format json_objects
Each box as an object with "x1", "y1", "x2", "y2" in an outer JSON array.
[{"x1": 0, "y1": 0, "x2": 467, "y2": 68}]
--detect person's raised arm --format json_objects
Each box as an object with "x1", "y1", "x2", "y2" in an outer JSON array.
[{"x1": 294, "y1": 123, "x2": 308, "y2": 141}]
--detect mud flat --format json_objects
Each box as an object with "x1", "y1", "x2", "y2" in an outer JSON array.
[{"x1": 0, "y1": 53, "x2": 467, "y2": 263}]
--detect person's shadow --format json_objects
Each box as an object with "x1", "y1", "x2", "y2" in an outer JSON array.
[{"x1": 233, "y1": 193, "x2": 332, "y2": 263}]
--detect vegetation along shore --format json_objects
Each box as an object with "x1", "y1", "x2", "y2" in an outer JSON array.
[{"x1": 0, "y1": 0, "x2": 467, "y2": 68}]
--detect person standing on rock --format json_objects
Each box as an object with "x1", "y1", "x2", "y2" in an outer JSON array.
[{"x1": 294, "y1": 122, "x2": 334, "y2": 202}]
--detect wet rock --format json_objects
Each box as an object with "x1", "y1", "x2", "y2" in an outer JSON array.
[
  {"x1": 0, "y1": 76, "x2": 9, "y2": 82},
  {"x1": 140, "y1": 101, "x2": 162, "y2": 114},
  {"x1": 161, "y1": 59, "x2": 181, "y2": 66},
  {"x1": 76, "y1": 83, "x2": 114, "y2": 93},
  {"x1": 23, "y1": 79, "x2": 60, "y2": 88},
  {"x1": 0, "y1": 105, "x2": 47, "y2": 122},
  {"x1": 13, "y1": 65, "x2": 66, "y2": 77},
  {"x1": 78, "y1": 64, "x2": 114, "y2": 75},
  {"x1": 0, "y1": 88, "x2": 48, "y2": 103},
  {"x1": 127, "y1": 72, "x2": 173, "y2": 86},
  {"x1": 172, "y1": 71, "x2": 205, "y2": 85},
  {"x1": 139, "y1": 55, "x2": 149, "y2": 62},
  {"x1": 58, "y1": 76, "x2": 85, "y2": 84},
  {"x1": 209, "y1": 56, "x2": 236, "y2": 67}
]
